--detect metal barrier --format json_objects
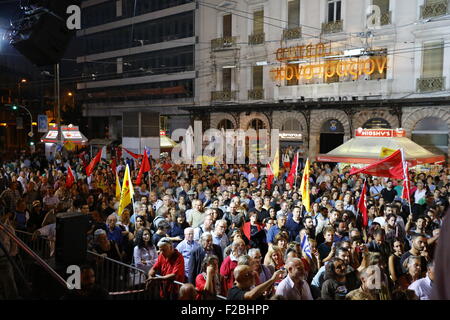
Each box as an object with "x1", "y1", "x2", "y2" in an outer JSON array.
[
  {"x1": 86, "y1": 250, "x2": 158, "y2": 300},
  {"x1": 86, "y1": 250, "x2": 227, "y2": 300},
  {"x1": 15, "y1": 230, "x2": 52, "y2": 260}
]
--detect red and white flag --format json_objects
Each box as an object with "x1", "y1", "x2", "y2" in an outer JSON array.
[
  {"x1": 66, "y1": 165, "x2": 75, "y2": 188},
  {"x1": 286, "y1": 152, "x2": 299, "y2": 188},
  {"x1": 358, "y1": 180, "x2": 368, "y2": 227}
]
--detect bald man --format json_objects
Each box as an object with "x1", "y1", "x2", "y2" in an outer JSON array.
[
  {"x1": 275, "y1": 258, "x2": 313, "y2": 300},
  {"x1": 226, "y1": 265, "x2": 285, "y2": 300}
]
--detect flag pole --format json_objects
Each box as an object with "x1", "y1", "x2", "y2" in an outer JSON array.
[{"x1": 400, "y1": 148, "x2": 413, "y2": 218}]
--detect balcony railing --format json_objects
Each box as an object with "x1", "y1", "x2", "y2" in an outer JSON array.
[
  {"x1": 417, "y1": 77, "x2": 445, "y2": 92},
  {"x1": 421, "y1": 0, "x2": 448, "y2": 19},
  {"x1": 321, "y1": 20, "x2": 343, "y2": 34},
  {"x1": 248, "y1": 88, "x2": 264, "y2": 100},
  {"x1": 381, "y1": 11, "x2": 391, "y2": 25},
  {"x1": 211, "y1": 90, "x2": 238, "y2": 101},
  {"x1": 211, "y1": 36, "x2": 237, "y2": 50},
  {"x1": 283, "y1": 27, "x2": 302, "y2": 40},
  {"x1": 248, "y1": 32, "x2": 265, "y2": 45}
]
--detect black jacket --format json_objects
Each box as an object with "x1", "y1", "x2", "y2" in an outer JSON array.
[{"x1": 188, "y1": 244, "x2": 223, "y2": 284}]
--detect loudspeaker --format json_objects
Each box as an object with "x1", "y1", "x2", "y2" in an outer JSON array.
[
  {"x1": 9, "y1": 1, "x2": 81, "y2": 66},
  {"x1": 55, "y1": 212, "x2": 89, "y2": 267}
]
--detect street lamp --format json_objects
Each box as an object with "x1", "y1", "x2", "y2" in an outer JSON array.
[
  {"x1": 6, "y1": 103, "x2": 33, "y2": 138},
  {"x1": 18, "y1": 78, "x2": 27, "y2": 103}
]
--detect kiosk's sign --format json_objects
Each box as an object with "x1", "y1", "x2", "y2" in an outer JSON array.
[{"x1": 355, "y1": 128, "x2": 405, "y2": 138}]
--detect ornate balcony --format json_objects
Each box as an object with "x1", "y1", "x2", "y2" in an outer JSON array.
[
  {"x1": 211, "y1": 90, "x2": 238, "y2": 101},
  {"x1": 248, "y1": 33, "x2": 265, "y2": 45},
  {"x1": 421, "y1": 0, "x2": 448, "y2": 19},
  {"x1": 417, "y1": 77, "x2": 445, "y2": 92},
  {"x1": 283, "y1": 27, "x2": 302, "y2": 40},
  {"x1": 321, "y1": 20, "x2": 343, "y2": 34},
  {"x1": 211, "y1": 36, "x2": 237, "y2": 50},
  {"x1": 248, "y1": 88, "x2": 264, "y2": 100},
  {"x1": 381, "y1": 11, "x2": 391, "y2": 25}
]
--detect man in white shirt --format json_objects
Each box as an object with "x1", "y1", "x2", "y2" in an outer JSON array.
[
  {"x1": 370, "y1": 178, "x2": 383, "y2": 200},
  {"x1": 211, "y1": 219, "x2": 229, "y2": 251},
  {"x1": 275, "y1": 258, "x2": 313, "y2": 300},
  {"x1": 409, "y1": 261, "x2": 434, "y2": 300}
]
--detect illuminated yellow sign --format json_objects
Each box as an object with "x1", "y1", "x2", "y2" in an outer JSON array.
[
  {"x1": 271, "y1": 42, "x2": 387, "y2": 82},
  {"x1": 270, "y1": 56, "x2": 387, "y2": 81}
]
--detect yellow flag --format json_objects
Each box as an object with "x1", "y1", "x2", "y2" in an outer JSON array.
[
  {"x1": 118, "y1": 164, "x2": 134, "y2": 216},
  {"x1": 380, "y1": 147, "x2": 397, "y2": 158},
  {"x1": 300, "y1": 158, "x2": 310, "y2": 212},
  {"x1": 196, "y1": 155, "x2": 216, "y2": 169},
  {"x1": 115, "y1": 173, "x2": 121, "y2": 199},
  {"x1": 272, "y1": 150, "x2": 280, "y2": 178}
]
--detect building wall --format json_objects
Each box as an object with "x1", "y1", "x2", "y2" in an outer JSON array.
[{"x1": 199, "y1": 0, "x2": 450, "y2": 162}]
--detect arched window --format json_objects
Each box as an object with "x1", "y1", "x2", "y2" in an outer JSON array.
[
  {"x1": 248, "y1": 119, "x2": 265, "y2": 130},
  {"x1": 282, "y1": 118, "x2": 302, "y2": 131},
  {"x1": 217, "y1": 119, "x2": 234, "y2": 130}
]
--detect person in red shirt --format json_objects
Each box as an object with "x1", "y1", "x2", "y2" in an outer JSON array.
[
  {"x1": 220, "y1": 239, "x2": 247, "y2": 293},
  {"x1": 195, "y1": 255, "x2": 225, "y2": 300},
  {"x1": 146, "y1": 237, "x2": 185, "y2": 299}
]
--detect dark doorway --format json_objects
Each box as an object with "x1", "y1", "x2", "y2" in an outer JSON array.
[{"x1": 320, "y1": 133, "x2": 344, "y2": 153}]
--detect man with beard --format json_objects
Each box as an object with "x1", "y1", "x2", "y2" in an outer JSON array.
[
  {"x1": 400, "y1": 233, "x2": 429, "y2": 273},
  {"x1": 296, "y1": 216, "x2": 317, "y2": 242},
  {"x1": 188, "y1": 232, "x2": 223, "y2": 284}
]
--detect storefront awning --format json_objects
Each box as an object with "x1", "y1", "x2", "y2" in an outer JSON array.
[{"x1": 317, "y1": 128, "x2": 445, "y2": 166}]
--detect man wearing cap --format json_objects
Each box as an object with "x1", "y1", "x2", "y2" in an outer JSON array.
[{"x1": 147, "y1": 237, "x2": 185, "y2": 299}]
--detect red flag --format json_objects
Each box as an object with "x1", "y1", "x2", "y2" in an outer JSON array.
[
  {"x1": 111, "y1": 158, "x2": 117, "y2": 175},
  {"x1": 266, "y1": 163, "x2": 274, "y2": 191},
  {"x1": 78, "y1": 151, "x2": 88, "y2": 169},
  {"x1": 116, "y1": 147, "x2": 122, "y2": 160},
  {"x1": 358, "y1": 180, "x2": 368, "y2": 227},
  {"x1": 135, "y1": 150, "x2": 151, "y2": 185},
  {"x1": 350, "y1": 149, "x2": 404, "y2": 179},
  {"x1": 86, "y1": 149, "x2": 102, "y2": 177},
  {"x1": 401, "y1": 152, "x2": 411, "y2": 202},
  {"x1": 66, "y1": 166, "x2": 75, "y2": 188},
  {"x1": 123, "y1": 147, "x2": 143, "y2": 159},
  {"x1": 286, "y1": 153, "x2": 299, "y2": 188}
]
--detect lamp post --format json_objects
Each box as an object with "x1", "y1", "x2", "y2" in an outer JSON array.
[
  {"x1": 18, "y1": 78, "x2": 27, "y2": 104},
  {"x1": 7, "y1": 104, "x2": 33, "y2": 138}
]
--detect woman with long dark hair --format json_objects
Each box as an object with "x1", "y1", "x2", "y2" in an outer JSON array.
[{"x1": 133, "y1": 228, "x2": 157, "y2": 274}]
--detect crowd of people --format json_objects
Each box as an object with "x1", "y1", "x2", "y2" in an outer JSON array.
[{"x1": 0, "y1": 148, "x2": 449, "y2": 300}]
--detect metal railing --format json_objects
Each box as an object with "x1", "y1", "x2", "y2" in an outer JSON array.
[
  {"x1": 211, "y1": 90, "x2": 238, "y2": 101},
  {"x1": 248, "y1": 88, "x2": 265, "y2": 100},
  {"x1": 0, "y1": 224, "x2": 68, "y2": 293},
  {"x1": 421, "y1": 0, "x2": 448, "y2": 18},
  {"x1": 86, "y1": 250, "x2": 156, "y2": 300},
  {"x1": 86, "y1": 250, "x2": 226, "y2": 300},
  {"x1": 322, "y1": 20, "x2": 343, "y2": 34},
  {"x1": 211, "y1": 36, "x2": 237, "y2": 50},
  {"x1": 248, "y1": 32, "x2": 265, "y2": 45},
  {"x1": 283, "y1": 27, "x2": 302, "y2": 40},
  {"x1": 417, "y1": 76, "x2": 445, "y2": 92}
]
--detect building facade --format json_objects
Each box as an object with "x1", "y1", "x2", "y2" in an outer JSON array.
[
  {"x1": 76, "y1": 0, "x2": 196, "y2": 143},
  {"x1": 192, "y1": 0, "x2": 450, "y2": 162}
]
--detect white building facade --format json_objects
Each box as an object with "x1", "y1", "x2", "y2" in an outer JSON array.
[{"x1": 193, "y1": 0, "x2": 450, "y2": 162}]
